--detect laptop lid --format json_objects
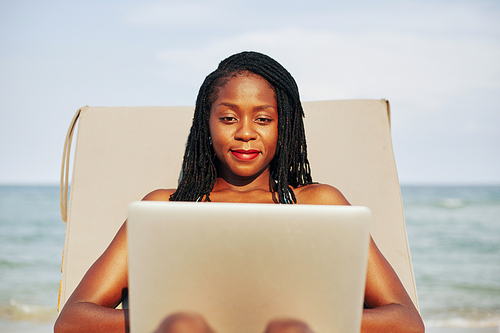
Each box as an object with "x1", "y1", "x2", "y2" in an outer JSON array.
[{"x1": 127, "y1": 201, "x2": 371, "y2": 333}]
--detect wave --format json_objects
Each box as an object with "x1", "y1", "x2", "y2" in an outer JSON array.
[
  {"x1": 435, "y1": 197, "x2": 468, "y2": 209},
  {"x1": 425, "y1": 312, "x2": 500, "y2": 328},
  {"x1": 0, "y1": 299, "x2": 57, "y2": 323},
  {"x1": 426, "y1": 319, "x2": 500, "y2": 328},
  {"x1": 1, "y1": 300, "x2": 499, "y2": 330}
]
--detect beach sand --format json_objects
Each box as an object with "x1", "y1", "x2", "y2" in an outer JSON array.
[
  {"x1": 427, "y1": 327, "x2": 499, "y2": 333},
  {"x1": 0, "y1": 321, "x2": 54, "y2": 333},
  {"x1": 1, "y1": 322, "x2": 499, "y2": 333}
]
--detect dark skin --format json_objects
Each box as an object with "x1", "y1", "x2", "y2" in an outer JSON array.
[{"x1": 54, "y1": 74, "x2": 424, "y2": 333}]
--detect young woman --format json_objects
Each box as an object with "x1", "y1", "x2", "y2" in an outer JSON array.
[{"x1": 54, "y1": 51, "x2": 424, "y2": 333}]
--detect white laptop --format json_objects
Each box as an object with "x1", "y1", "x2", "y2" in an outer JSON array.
[{"x1": 127, "y1": 201, "x2": 371, "y2": 333}]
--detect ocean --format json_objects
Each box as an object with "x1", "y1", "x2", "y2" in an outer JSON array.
[{"x1": 0, "y1": 185, "x2": 499, "y2": 332}]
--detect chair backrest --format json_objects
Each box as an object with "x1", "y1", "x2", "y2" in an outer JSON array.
[{"x1": 58, "y1": 100, "x2": 418, "y2": 311}]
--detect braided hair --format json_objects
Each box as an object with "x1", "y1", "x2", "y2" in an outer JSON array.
[{"x1": 169, "y1": 51, "x2": 313, "y2": 203}]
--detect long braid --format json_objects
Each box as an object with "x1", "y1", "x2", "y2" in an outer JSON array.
[{"x1": 170, "y1": 51, "x2": 313, "y2": 203}]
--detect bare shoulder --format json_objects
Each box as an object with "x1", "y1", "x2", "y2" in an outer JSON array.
[
  {"x1": 142, "y1": 188, "x2": 176, "y2": 201},
  {"x1": 294, "y1": 183, "x2": 350, "y2": 205}
]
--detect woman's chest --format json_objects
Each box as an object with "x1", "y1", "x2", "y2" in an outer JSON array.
[{"x1": 209, "y1": 189, "x2": 278, "y2": 204}]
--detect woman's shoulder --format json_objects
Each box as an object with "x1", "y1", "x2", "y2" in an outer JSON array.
[
  {"x1": 294, "y1": 183, "x2": 350, "y2": 205},
  {"x1": 142, "y1": 188, "x2": 176, "y2": 201}
]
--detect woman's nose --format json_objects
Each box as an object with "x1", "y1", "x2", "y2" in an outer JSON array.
[{"x1": 234, "y1": 118, "x2": 257, "y2": 141}]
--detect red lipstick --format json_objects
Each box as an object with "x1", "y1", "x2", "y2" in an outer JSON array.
[{"x1": 231, "y1": 149, "x2": 260, "y2": 161}]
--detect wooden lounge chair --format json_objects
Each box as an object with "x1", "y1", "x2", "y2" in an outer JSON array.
[{"x1": 58, "y1": 100, "x2": 419, "y2": 312}]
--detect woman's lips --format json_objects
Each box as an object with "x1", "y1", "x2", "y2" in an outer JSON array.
[{"x1": 231, "y1": 149, "x2": 260, "y2": 161}]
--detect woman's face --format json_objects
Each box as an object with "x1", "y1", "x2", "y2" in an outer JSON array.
[{"x1": 209, "y1": 73, "x2": 278, "y2": 180}]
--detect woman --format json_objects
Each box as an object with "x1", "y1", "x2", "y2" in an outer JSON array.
[{"x1": 54, "y1": 51, "x2": 424, "y2": 333}]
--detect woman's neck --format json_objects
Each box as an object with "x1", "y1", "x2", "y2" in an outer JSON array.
[
  {"x1": 212, "y1": 167, "x2": 274, "y2": 192},
  {"x1": 209, "y1": 165, "x2": 278, "y2": 203}
]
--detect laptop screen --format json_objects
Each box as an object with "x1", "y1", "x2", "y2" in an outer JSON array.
[{"x1": 127, "y1": 201, "x2": 371, "y2": 333}]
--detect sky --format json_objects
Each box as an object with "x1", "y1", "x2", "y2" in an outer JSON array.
[{"x1": 0, "y1": 0, "x2": 499, "y2": 185}]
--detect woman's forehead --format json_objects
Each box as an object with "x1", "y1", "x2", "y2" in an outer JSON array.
[
  {"x1": 220, "y1": 71, "x2": 272, "y2": 90},
  {"x1": 219, "y1": 75, "x2": 274, "y2": 97}
]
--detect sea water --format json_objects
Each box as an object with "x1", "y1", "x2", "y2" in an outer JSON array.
[
  {"x1": 0, "y1": 185, "x2": 499, "y2": 332},
  {"x1": 0, "y1": 186, "x2": 62, "y2": 332},
  {"x1": 402, "y1": 186, "x2": 500, "y2": 329}
]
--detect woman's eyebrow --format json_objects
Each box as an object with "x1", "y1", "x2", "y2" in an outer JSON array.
[
  {"x1": 215, "y1": 103, "x2": 276, "y2": 111},
  {"x1": 254, "y1": 105, "x2": 276, "y2": 111},
  {"x1": 216, "y1": 102, "x2": 238, "y2": 109}
]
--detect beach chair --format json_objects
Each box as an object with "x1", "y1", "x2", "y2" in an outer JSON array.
[{"x1": 58, "y1": 100, "x2": 419, "y2": 312}]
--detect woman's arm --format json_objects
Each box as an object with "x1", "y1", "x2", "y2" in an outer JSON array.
[
  {"x1": 54, "y1": 189, "x2": 175, "y2": 333},
  {"x1": 362, "y1": 238, "x2": 424, "y2": 333},
  {"x1": 296, "y1": 184, "x2": 424, "y2": 332},
  {"x1": 54, "y1": 222, "x2": 130, "y2": 333}
]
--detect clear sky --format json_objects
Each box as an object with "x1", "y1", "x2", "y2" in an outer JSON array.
[{"x1": 1, "y1": 0, "x2": 499, "y2": 185}]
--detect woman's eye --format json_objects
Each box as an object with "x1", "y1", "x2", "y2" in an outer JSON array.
[
  {"x1": 220, "y1": 116, "x2": 237, "y2": 123},
  {"x1": 256, "y1": 117, "x2": 272, "y2": 124}
]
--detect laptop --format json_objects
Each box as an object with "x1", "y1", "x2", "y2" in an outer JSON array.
[{"x1": 127, "y1": 201, "x2": 371, "y2": 333}]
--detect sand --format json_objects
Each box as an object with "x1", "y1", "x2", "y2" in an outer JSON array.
[{"x1": 427, "y1": 327, "x2": 499, "y2": 333}]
